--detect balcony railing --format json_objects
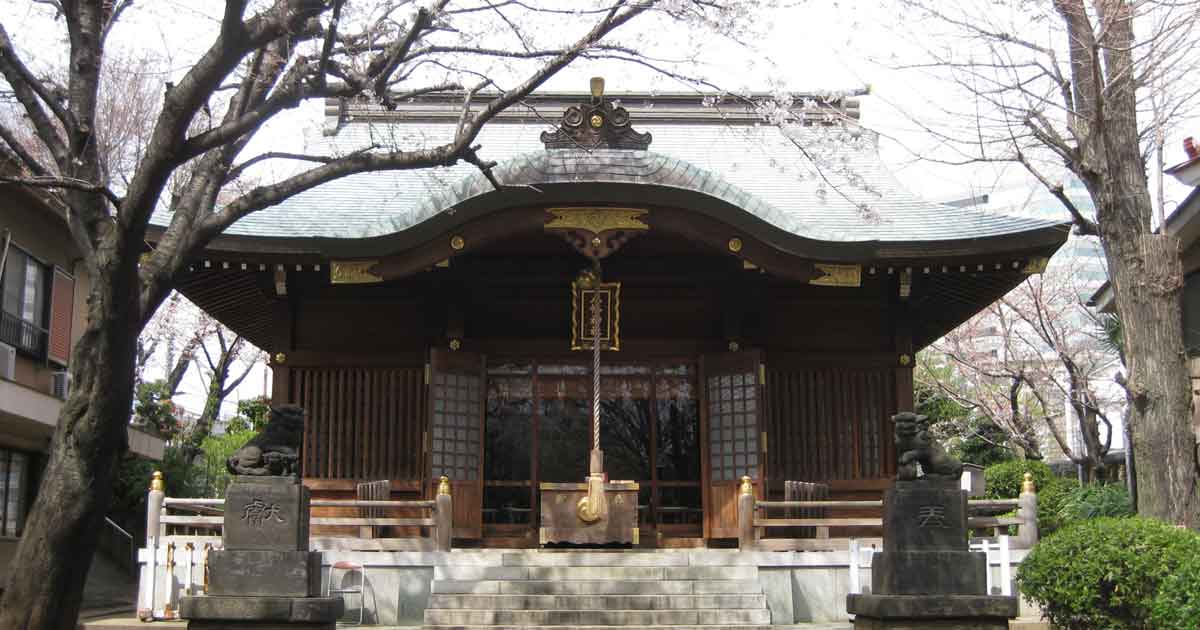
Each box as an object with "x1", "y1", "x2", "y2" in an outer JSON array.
[{"x1": 0, "y1": 310, "x2": 48, "y2": 359}]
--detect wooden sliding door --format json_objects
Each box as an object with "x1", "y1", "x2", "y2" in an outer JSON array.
[
  {"x1": 428, "y1": 348, "x2": 486, "y2": 539},
  {"x1": 702, "y1": 350, "x2": 765, "y2": 539}
]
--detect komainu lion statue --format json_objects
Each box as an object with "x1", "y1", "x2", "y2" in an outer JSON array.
[
  {"x1": 894, "y1": 411, "x2": 963, "y2": 481},
  {"x1": 227, "y1": 404, "x2": 304, "y2": 476}
]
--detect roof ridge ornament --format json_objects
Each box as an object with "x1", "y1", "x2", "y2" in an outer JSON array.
[{"x1": 540, "y1": 77, "x2": 652, "y2": 151}]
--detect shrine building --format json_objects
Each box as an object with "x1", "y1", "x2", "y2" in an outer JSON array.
[{"x1": 156, "y1": 87, "x2": 1068, "y2": 547}]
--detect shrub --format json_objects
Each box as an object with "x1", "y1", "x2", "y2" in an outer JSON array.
[
  {"x1": 1058, "y1": 483, "x2": 1134, "y2": 523},
  {"x1": 196, "y1": 429, "x2": 255, "y2": 497},
  {"x1": 1036, "y1": 476, "x2": 1079, "y2": 535},
  {"x1": 983, "y1": 459, "x2": 1073, "y2": 534},
  {"x1": 1017, "y1": 517, "x2": 1200, "y2": 629},
  {"x1": 1149, "y1": 553, "x2": 1200, "y2": 629},
  {"x1": 983, "y1": 459, "x2": 1055, "y2": 499},
  {"x1": 110, "y1": 446, "x2": 203, "y2": 530}
]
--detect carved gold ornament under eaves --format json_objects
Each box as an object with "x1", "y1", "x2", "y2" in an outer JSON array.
[
  {"x1": 1021, "y1": 257, "x2": 1050, "y2": 274},
  {"x1": 330, "y1": 260, "x2": 382, "y2": 284},
  {"x1": 545, "y1": 207, "x2": 650, "y2": 236},
  {"x1": 809, "y1": 263, "x2": 862, "y2": 287}
]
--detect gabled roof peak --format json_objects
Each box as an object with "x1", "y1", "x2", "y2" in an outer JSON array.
[{"x1": 324, "y1": 89, "x2": 865, "y2": 136}]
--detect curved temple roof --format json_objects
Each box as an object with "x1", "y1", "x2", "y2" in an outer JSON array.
[{"x1": 164, "y1": 93, "x2": 1067, "y2": 254}]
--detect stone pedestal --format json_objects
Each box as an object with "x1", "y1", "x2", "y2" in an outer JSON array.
[
  {"x1": 180, "y1": 476, "x2": 342, "y2": 629},
  {"x1": 846, "y1": 479, "x2": 1017, "y2": 629}
]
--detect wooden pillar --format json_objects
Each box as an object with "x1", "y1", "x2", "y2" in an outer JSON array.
[
  {"x1": 890, "y1": 293, "x2": 914, "y2": 476},
  {"x1": 269, "y1": 295, "x2": 295, "y2": 405},
  {"x1": 140, "y1": 471, "x2": 166, "y2": 620},
  {"x1": 270, "y1": 358, "x2": 291, "y2": 406},
  {"x1": 894, "y1": 303, "x2": 914, "y2": 412},
  {"x1": 1016, "y1": 472, "x2": 1040, "y2": 549}
]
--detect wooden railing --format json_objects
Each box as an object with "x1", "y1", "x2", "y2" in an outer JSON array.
[
  {"x1": 738, "y1": 475, "x2": 1040, "y2": 551},
  {"x1": 144, "y1": 473, "x2": 453, "y2": 552}
]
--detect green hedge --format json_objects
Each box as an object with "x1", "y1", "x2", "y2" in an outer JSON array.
[
  {"x1": 983, "y1": 459, "x2": 1056, "y2": 499},
  {"x1": 1149, "y1": 552, "x2": 1200, "y2": 628},
  {"x1": 983, "y1": 459, "x2": 1076, "y2": 534},
  {"x1": 1017, "y1": 517, "x2": 1200, "y2": 629}
]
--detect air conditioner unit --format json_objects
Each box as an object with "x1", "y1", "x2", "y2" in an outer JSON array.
[
  {"x1": 50, "y1": 371, "x2": 71, "y2": 400},
  {"x1": 0, "y1": 342, "x2": 14, "y2": 381}
]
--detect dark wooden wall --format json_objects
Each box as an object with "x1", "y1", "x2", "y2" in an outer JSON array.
[
  {"x1": 292, "y1": 367, "x2": 426, "y2": 480},
  {"x1": 764, "y1": 366, "x2": 896, "y2": 484}
]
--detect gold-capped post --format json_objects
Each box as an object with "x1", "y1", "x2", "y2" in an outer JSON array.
[
  {"x1": 438, "y1": 475, "x2": 452, "y2": 496},
  {"x1": 1022, "y1": 472, "x2": 1036, "y2": 494},
  {"x1": 739, "y1": 475, "x2": 754, "y2": 497},
  {"x1": 150, "y1": 470, "x2": 165, "y2": 492}
]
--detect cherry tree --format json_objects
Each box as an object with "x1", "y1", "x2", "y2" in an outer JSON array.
[{"x1": 921, "y1": 256, "x2": 1125, "y2": 480}]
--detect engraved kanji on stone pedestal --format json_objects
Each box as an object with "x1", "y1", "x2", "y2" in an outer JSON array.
[{"x1": 224, "y1": 477, "x2": 310, "y2": 551}]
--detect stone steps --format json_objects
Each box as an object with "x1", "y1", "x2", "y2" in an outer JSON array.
[
  {"x1": 423, "y1": 552, "x2": 771, "y2": 628},
  {"x1": 428, "y1": 594, "x2": 768, "y2": 610},
  {"x1": 433, "y1": 565, "x2": 758, "y2": 581},
  {"x1": 432, "y1": 579, "x2": 764, "y2": 595},
  {"x1": 423, "y1": 626, "x2": 776, "y2": 630},
  {"x1": 424, "y1": 608, "x2": 774, "y2": 626}
]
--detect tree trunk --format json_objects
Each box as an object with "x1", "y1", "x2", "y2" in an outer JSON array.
[
  {"x1": 0, "y1": 262, "x2": 141, "y2": 629},
  {"x1": 1106, "y1": 230, "x2": 1198, "y2": 525}
]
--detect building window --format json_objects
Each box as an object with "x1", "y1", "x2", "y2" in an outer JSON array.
[
  {"x1": 0, "y1": 247, "x2": 50, "y2": 358},
  {"x1": 1184, "y1": 272, "x2": 1200, "y2": 357},
  {"x1": 0, "y1": 449, "x2": 29, "y2": 537}
]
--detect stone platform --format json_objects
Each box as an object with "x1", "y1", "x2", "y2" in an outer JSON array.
[
  {"x1": 179, "y1": 595, "x2": 342, "y2": 629},
  {"x1": 847, "y1": 594, "x2": 1019, "y2": 629}
]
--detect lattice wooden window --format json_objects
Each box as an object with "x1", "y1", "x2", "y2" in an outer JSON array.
[
  {"x1": 430, "y1": 371, "x2": 481, "y2": 481},
  {"x1": 707, "y1": 371, "x2": 758, "y2": 481}
]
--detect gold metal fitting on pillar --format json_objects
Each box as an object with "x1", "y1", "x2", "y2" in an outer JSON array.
[
  {"x1": 164, "y1": 543, "x2": 177, "y2": 618},
  {"x1": 202, "y1": 544, "x2": 211, "y2": 594},
  {"x1": 740, "y1": 475, "x2": 754, "y2": 497},
  {"x1": 438, "y1": 475, "x2": 452, "y2": 496},
  {"x1": 150, "y1": 470, "x2": 165, "y2": 492}
]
